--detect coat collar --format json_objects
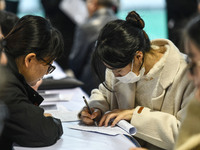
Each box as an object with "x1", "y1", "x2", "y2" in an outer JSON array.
[
  {"x1": 113, "y1": 39, "x2": 186, "y2": 90},
  {"x1": 151, "y1": 39, "x2": 184, "y2": 89}
]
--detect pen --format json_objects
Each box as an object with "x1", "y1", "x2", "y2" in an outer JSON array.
[{"x1": 83, "y1": 96, "x2": 98, "y2": 126}]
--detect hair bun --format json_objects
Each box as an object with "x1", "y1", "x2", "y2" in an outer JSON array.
[{"x1": 125, "y1": 11, "x2": 145, "y2": 29}]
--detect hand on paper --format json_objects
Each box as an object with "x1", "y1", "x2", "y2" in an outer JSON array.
[
  {"x1": 80, "y1": 107, "x2": 101, "y2": 126},
  {"x1": 99, "y1": 109, "x2": 134, "y2": 127}
]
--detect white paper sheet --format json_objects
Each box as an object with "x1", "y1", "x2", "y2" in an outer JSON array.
[
  {"x1": 67, "y1": 120, "x2": 136, "y2": 136},
  {"x1": 45, "y1": 110, "x2": 80, "y2": 122},
  {"x1": 40, "y1": 93, "x2": 72, "y2": 102}
]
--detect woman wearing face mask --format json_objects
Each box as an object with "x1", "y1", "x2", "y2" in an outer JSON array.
[{"x1": 79, "y1": 11, "x2": 195, "y2": 150}]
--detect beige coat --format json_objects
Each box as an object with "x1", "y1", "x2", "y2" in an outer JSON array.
[
  {"x1": 89, "y1": 39, "x2": 195, "y2": 150},
  {"x1": 174, "y1": 97, "x2": 200, "y2": 150}
]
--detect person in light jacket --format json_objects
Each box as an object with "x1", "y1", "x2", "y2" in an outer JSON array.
[
  {"x1": 79, "y1": 11, "x2": 195, "y2": 150},
  {"x1": 130, "y1": 13, "x2": 200, "y2": 150},
  {"x1": 174, "y1": 14, "x2": 200, "y2": 150},
  {"x1": 0, "y1": 15, "x2": 64, "y2": 150}
]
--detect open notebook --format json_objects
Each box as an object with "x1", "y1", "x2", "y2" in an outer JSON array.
[{"x1": 67, "y1": 120, "x2": 137, "y2": 136}]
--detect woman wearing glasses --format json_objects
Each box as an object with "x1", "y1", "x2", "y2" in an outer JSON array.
[
  {"x1": 0, "y1": 15, "x2": 64, "y2": 149},
  {"x1": 79, "y1": 11, "x2": 195, "y2": 150}
]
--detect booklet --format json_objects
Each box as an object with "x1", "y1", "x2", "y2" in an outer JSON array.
[{"x1": 67, "y1": 120, "x2": 137, "y2": 136}]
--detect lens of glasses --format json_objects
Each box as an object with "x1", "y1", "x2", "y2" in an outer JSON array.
[{"x1": 47, "y1": 65, "x2": 56, "y2": 74}]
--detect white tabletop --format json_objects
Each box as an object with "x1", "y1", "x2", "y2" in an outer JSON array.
[{"x1": 14, "y1": 87, "x2": 138, "y2": 150}]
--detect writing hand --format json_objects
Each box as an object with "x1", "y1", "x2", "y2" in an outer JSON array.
[
  {"x1": 99, "y1": 109, "x2": 134, "y2": 127},
  {"x1": 79, "y1": 107, "x2": 101, "y2": 126}
]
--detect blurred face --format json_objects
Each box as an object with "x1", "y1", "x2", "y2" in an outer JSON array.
[
  {"x1": 18, "y1": 53, "x2": 55, "y2": 86},
  {"x1": 185, "y1": 40, "x2": 200, "y2": 90},
  {"x1": 86, "y1": 0, "x2": 98, "y2": 17},
  {"x1": 0, "y1": 1, "x2": 5, "y2": 10}
]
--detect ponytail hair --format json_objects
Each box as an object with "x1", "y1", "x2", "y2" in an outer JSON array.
[
  {"x1": 3, "y1": 15, "x2": 64, "y2": 62},
  {"x1": 91, "y1": 10, "x2": 150, "y2": 89}
]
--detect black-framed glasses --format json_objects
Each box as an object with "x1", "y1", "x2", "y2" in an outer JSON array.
[{"x1": 40, "y1": 58, "x2": 56, "y2": 74}]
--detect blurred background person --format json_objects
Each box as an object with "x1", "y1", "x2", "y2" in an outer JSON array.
[
  {"x1": 0, "y1": 45, "x2": 8, "y2": 139},
  {"x1": 166, "y1": 0, "x2": 198, "y2": 52},
  {"x1": 41, "y1": 0, "x2": 76, "y2": 71},
  {"x1": 68, "y1": 0, "x2": 118, "y2": 95},
  {"x1": 130, "y1": 13, "x2": 200, "y2": 150},
  {"x1": 174, "y1": 14, "x2": 200, "y2": 150},
  {"x1": 5, "y1": 0, "x2": 19, "y2": 14},
  {"x1": 0, "y1": 0, "x2": 5, "y2": 10}
]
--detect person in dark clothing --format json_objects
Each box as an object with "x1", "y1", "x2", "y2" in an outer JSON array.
[
  {"x1": 5, "y1": 0, "x2": 19, "y2": 14},
  {"x1": 0, "y1": 9, "x2": 18, "y2": 139},
  {"x1": 41, "y1": 0, "x2": 76, "y2": 71},
  {"x1": 0, "y1": 39, "x2": 8, "y2": 139},
  {"x1": 0, "y1": 15, "x2": 64, "y2": 149},
  {"x1": 166, "y1": 0, "x2": 198, "y2": 52},
  {"x1": 69, "y1": 0, "x2": 117, "y2": 95}
]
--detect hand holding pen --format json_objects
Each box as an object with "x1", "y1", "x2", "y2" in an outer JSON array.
[{"x1": 80, "y1": 96, "x2": 101, "y2": 126}]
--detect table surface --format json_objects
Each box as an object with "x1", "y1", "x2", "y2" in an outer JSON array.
[{"x1": 14, "y1": 87, "x2": 138, "y2": 150}]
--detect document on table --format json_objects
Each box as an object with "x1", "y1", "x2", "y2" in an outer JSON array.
[
  {"x1": 39, "y1": 90, "x2": 73, "y2": 102},
  {"x1": 67, "y1": 120, "x2": 137, "y2": 136},
  {"x1": 46, "y1": 110, "x2": 80, "y2": 122},
  {"x1": 44, "y1": 105, "x2": 80, "y2": 122}
]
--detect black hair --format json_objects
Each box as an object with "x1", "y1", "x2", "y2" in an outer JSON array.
[
  {"x1": 0, "y1": 10, "x2": 19, "y2": 37},
  {"x1": 185, "y1": 14, "x2": 200, "y2": 51},
  {"x1": 1, "y1": 15, "x2": 64, "y2": 62},
  {"x1": 91, "y1": 11, "x2": 150, "y2": 90},
  {"x1": 97, "y1": 0, "x2": 116, "y2": 8}
]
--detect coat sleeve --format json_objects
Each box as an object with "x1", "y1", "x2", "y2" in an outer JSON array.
[
  {"x1": 8, "y1": 103, "x2": 63, "y2": 147},
  {"x1": 1, "y1": 86, "x2": 63, "y2": 147},
  {"x1": 89, "y1": 69, "x2": 113, "y2": 113},
  {"x1": 130, "y1": 76, "x2": 195, "y2": 150}
]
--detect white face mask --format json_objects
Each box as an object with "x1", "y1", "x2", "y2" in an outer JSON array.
[{"x1": 115, "y1": 60, "x2": 145, "y2": 83}]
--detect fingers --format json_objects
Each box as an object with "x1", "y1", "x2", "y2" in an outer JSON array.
[
  {"x1": 99, "y1": 112, "x2": 118, "y2": 127},
  {"x1": 81, "y1": 107, "x2": 92, "y2": 118},
  {"x1": 99, "y1": 109, "x2": 134, "y2": 127},
  {"x1": 91, "y1": 108, "x2": 101, "y2": 119},
  {"x1": 80, "y1": 107, "x2": 101, "y2": 126},
  {"x1": 81, "y1": 116, "x2": 94, "y2": 126},
  {"x1": 104, "y1": 113, "x2": 117, "y2": 127}
]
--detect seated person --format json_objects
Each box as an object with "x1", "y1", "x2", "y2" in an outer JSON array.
[
  {"x1": 130, "y1": 13, "x2": 200, "y2": 150},
  {"x1": 69, "y1": 0, "x2": 117, "y2": 95},
  {"x1": 79, "y1": 11, "x2": 195, "y2": 150},
  {"x1": 0, "y1": 15, "x2": 64, "y2": 149}
]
